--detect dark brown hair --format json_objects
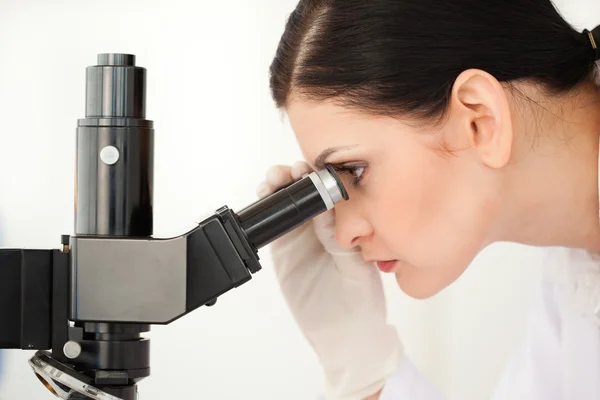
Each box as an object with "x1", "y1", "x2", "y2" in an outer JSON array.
[{"x1": 269, "y1": 0, "x2": 600, "y2": 122}]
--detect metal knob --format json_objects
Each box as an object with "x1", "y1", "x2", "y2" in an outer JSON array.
[{"x1": 63, "y1": 341, "x2": 82, "y2": 359}]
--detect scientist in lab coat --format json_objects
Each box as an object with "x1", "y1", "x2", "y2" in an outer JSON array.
[{"x1": 256, "y1": 0, "x2": 600, "y2": 399}]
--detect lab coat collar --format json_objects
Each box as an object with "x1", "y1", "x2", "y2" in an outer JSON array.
[{"x1": 543, "y1": 63, "x2": 600, "y2": 326}]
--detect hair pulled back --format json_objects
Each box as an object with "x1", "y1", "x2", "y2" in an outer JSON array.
[{"x1": 270, "y1": 0, "x2": 600, "y2": 122}]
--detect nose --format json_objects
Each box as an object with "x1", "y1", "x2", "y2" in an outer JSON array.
[{"x1": 333, "y1": 199, "x2": 373, "y2": 249}]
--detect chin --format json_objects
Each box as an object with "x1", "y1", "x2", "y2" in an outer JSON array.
[
  {"x1": 394, "y1": 270, "x2": 450, "y2": 300},
  {"x1": 392, "y1": 254, "x2": 474, "y2": 299}
]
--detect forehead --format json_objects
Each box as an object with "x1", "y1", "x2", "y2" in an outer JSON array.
[
  {"x1": 286, "y1": 99, "x2": 357, "y2": 137},
  {"x1": 287, "y1": 99, "x2": 381, "y2": 150},
  {"x1": 285, "y1": 98, "x2": 422, "y2": 163}
]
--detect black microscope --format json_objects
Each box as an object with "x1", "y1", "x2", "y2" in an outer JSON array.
[{"x1": 0, "y1": 54, "x2": 348, "y2": 399}]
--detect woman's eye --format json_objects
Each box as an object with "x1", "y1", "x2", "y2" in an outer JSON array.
[
  {"x1": 332, "y1": 163, "x2": 368, "y2": 187},
  {"x1": 352, "y1": 167, "x2": 365, "y2": 180},
  {"x1": 344, "y1": 165, "x2": 367, "y2": 186}
]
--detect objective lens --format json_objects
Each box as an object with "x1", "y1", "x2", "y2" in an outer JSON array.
[{"x1": 236, "y1": 165, "x2": 349, "y2": 250}]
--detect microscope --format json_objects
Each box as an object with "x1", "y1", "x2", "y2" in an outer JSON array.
[{"x1": 0, "y1": 54, "x2": 348, "y2": 399}]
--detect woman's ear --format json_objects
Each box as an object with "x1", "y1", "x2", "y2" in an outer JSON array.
[{"x1": 447, "y1": 69, "x2": 513, "y2": 169}]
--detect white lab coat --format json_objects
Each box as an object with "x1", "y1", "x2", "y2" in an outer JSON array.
[{"x1": 379, "y1": 246, "x2": 600, "y2": 399}]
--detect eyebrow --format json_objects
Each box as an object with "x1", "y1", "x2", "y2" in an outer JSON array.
[{"x1": 314, "y1": 145, "x2": 358, "y2": 169}]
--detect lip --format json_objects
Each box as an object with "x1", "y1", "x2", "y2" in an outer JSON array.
[{"x1": 375, "y1": 260, "x2": 398, "y2": 273}]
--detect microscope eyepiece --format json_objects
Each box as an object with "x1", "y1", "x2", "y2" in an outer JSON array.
[{"x1": 235, "y1": 165, "x2": 348, "y2": 250}]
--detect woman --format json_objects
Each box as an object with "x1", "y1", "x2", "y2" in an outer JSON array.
[{"x1": 256, "y1": 0, "x2": 600, "y2": 399}]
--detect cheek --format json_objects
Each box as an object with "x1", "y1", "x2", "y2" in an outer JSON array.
[{"x1": 367, "y1": 151, "x2": 490, "y2": 296}]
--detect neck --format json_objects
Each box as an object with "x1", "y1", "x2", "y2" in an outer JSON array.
[{"x1": 493, "y1": 81, "x2": 600, "y2": 252}]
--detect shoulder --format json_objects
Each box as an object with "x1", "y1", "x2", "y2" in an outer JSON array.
[
  {"x1": 539, "y1": 246, "x2": 600, "y2": 327},
  {"x1": 489, "y1": 247, "x2": 600, "y2": 399}
]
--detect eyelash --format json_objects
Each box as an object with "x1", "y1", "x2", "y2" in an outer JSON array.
[{"x1": 332, "y1": 163, "x2": 368, "y2": 187}]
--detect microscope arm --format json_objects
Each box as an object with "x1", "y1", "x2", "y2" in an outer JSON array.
[
  {"x1": 0, "y1": 205, "x2": 259, "y2": 352},
  {"x1": 69, "y1": 206, "x2": 260, "y2": 325}
]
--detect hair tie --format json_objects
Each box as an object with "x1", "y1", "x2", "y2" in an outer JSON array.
[{"x1": 583, "y1": 26, "x2": 600, "y2": 61}]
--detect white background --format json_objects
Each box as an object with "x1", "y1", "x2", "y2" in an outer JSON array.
[{"x1": 0, "y1": 1, "x2": 598, "y2": 399}]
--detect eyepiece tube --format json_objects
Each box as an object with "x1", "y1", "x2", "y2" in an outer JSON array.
[
  {"x1": 75, "y1": 53, "x2": 153, "y2": 237},
  {"x1": 236, "y1": 165, "x2": 349, "y2": 250}
]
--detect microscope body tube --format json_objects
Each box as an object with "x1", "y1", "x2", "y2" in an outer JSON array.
[
  {"x1": 71, "y1": 54, "x2": 152, "y2": 400},
  {"x1": 75, "y1": 54, "x2": 154, "y2": 237}
]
